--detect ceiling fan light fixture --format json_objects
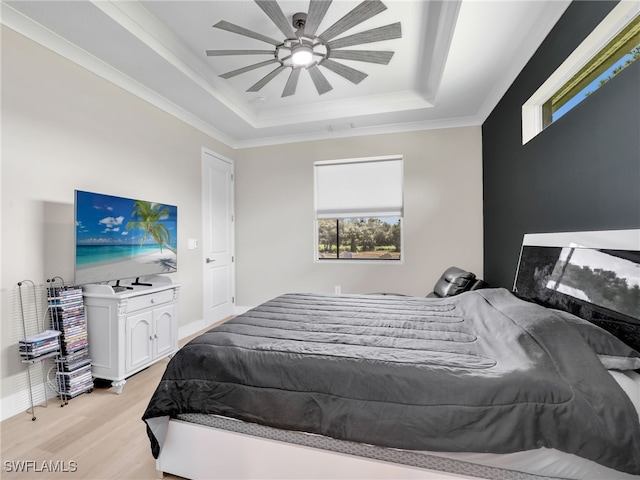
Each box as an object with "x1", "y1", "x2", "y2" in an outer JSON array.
[
  {"x1": 207, "y1": 0, "x2": 402, "y2": 97},
  {"x1": 291, "y1": 43, "x2": 314, "y2": 67}
]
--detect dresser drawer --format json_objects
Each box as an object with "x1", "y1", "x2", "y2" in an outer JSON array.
[{"x1": 125, "y1": 289, "x2": 175, "y2": 313}]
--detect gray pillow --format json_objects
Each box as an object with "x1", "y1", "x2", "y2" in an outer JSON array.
[{"x1": 552, "y1": 309, "x2": 640, "y2": 370}]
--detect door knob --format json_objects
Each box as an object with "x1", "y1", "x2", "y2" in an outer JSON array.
[{"x1": 206, "y1": 258, "x2": 215, "y2": 263}]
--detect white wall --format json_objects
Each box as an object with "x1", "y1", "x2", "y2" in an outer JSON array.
[
  {"x1": 0, "y1": 26, "x2": 234, "y2": 418},
  {"x1": 1, "y1": 24, "x2": 484, "y2": 419},
  {"x1": 234, "y1": 127, "x2": 483, "y2": 307}
]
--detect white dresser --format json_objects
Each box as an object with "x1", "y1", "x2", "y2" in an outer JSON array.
[{"x1": 82, "y1": 278, "x2": 180, "y2": 394}]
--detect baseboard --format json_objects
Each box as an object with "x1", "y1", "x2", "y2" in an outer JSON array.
[
  {"x1": 178, "y1": 319, "x2": 208, "y2": 341},
  {"x1": 1, "y1": 318, "x2": 232, "y2": 422},
  {"x1": 2, "y1": 390, "x2": 28, "y2": 421},
  {"x1": 178, "y1": 313, "x2": 249, "y2": 341},
  {"x1": 1, "y1": 382, "x2": 58, "y2": 422},
  {"x1": 235, "y1": 306, "x2": 252, "y2": 315}
]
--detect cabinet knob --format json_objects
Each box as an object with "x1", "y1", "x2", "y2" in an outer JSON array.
[{"x1": 149, "y1": 335, "x2": 154, "y2": 341}]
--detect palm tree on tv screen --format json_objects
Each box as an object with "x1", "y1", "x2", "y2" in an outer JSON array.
[{"x1": 126, "y1": 200, "x2": 176, "y2": 254}]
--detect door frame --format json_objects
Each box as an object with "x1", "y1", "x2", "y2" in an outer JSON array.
[{"x1": 201, "y1": 147, "x2": 236, "y2": 324}]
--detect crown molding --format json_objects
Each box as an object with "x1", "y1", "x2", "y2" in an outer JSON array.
[{"x1": 1, "y1": 2, "x2": 238, "y2": 148}]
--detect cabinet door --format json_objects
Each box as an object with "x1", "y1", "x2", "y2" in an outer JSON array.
[
  {"x1": 153, "y1": 305, "x2": 176, "y2": 359},
  {"x1": 126, "y1": 311, "x2": 153, "y2": 373}
]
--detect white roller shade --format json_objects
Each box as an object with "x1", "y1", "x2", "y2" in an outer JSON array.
[{"x1": 315, "y1": 156, "x2": 403, "y2": 219}]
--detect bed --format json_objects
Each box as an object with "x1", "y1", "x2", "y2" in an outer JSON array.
[{"x1": 143, "y1": 230, "x2": 640, "y2": 479}]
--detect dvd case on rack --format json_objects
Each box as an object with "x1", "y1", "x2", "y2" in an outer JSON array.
[
  {"x1": 47, "y1": 285, "x2": 92, "y2": 398},
  {"x1": 19, "y1": 330, "x2": 61, "y2": 361}
]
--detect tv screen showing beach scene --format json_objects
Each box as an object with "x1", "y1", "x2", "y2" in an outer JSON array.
[{"x1": 74, "y1": 190, "x2": 177, "y2": 285}]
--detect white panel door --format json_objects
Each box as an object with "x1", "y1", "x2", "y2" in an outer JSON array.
[{"x1": 202, "y1": 150, "x2": 235, "y2": 323}]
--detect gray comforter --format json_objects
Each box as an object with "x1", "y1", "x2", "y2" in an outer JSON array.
[{"x1": 143, "y1": 288, "x2": 640, "y2": 475}]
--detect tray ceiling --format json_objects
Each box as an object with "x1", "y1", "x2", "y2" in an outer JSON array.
[{"x1": 1, "y1": 1, "x2": 571, "y2": 148}]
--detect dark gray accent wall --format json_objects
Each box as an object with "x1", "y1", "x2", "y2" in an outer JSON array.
[{"x1": 482, "y1": 0, "x2": 640, "y2": 289}]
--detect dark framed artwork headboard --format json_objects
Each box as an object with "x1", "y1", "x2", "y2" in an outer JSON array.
[{"x1": 514, "y1": 229, "x2": 640, "y2": 352}]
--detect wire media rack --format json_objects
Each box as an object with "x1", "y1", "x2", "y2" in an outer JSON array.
[
  {"x1": 16, "y1": 277, "x2": 92, "y2": 420},
  {"x1": 17, "y1": 279, "x2": 61, "y2": 420}
]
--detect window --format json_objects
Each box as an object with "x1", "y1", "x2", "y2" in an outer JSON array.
[
  {"x1": 522, "y1": 3, "x2": 639, "y2": 144},
  {"x1": 314, "y1": 156, "x2": 403, "y2": 261},
  {"x1": 543, "y1": 15, "x2": 639, "y2": 126}
]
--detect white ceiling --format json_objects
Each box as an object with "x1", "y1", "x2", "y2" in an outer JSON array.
[{"x1": 2, "y1": 0, "x2": 570, "y2": 148}]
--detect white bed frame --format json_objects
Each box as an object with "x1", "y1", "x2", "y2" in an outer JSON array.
[
  {"x1": 156, "y1": 412, "x2": 640, "y2": 480},
  {"x1": 156, "y1": 229, "x2": 640, "y2": 480},
  {"x1": 157, "y1": 419, "x2": 468, "y2": 480}
]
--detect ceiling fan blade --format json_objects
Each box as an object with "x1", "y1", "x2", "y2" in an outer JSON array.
[
  {"x1": 329, "y1": 50, "x2": 394, "y2": 64},
  {"x1": 327, "y1": 22, "x2": 402, "y2": 49},
  {"x1": 318, "y1": 0, "x2": 387, "y2": 43},
  {"x1": 247, "y1": 65, "x2": 288, "y2": 92},
  {"x1": 304, "y1": 0, "x2": 332, "y2": 37},
  {"x1": 321, "y1": 59, "x2": 368, "y2": 84},
  {"x1": 255, "y1": 0, "x2": 295, "y2": 39},
  {"x1": 213, "y1": 20, "x2": 281, "y2": 46},
  {"x1": 219, "y1": 59, "x2": 279, "y2": 79},
  {"x1": 282, "y1": 68, "x2": 302, "y2": 97},
  {"x1": 206, "y1": 50, "x2": 274, "y2": 56},
  {"x1": 308, "y1": 65, "x2": 333, "y2": 95}
]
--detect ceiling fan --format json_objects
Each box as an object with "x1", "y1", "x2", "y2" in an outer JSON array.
[{"x1": 205, "y1": 0, "x2": 402, "y2": 97}]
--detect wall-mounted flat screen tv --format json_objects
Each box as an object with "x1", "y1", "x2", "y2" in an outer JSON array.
[{"x1": 74, "y1": 190, "x2": 177, "y2": 285}]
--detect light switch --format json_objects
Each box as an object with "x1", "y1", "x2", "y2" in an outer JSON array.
[{"x1": 187, "y1": 238, "x2": 198, "y2": 250}]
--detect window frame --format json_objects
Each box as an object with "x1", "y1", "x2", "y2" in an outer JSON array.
[
  {"x1": 522, "y1": 2, "x2": 639, "y2": 145},
  {"x1": 313, "y1": 155, "x2": 404, "y2": 264},
  {"x1": 542, "y1": 16, "x2": 639, "y2": 127}
]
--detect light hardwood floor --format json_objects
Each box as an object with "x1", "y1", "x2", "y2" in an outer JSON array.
[{"x1": 0, "y1": 325, "x2": 219, "y2": 480}]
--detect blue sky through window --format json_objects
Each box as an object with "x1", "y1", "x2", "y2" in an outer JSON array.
[{"x1": 553, "y1": 49, "x2": 639, "y2": 121}]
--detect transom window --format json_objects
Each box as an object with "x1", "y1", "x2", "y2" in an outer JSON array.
[
  {"x1": 314, "y1": 156, "x2": 403, "y2": 261},
  {"x1": 522, "y1": 3, "x2": 639, "y2": 144},
  {"x1": 543, "y1": 14, "x2": 639, "y2": 126}
]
